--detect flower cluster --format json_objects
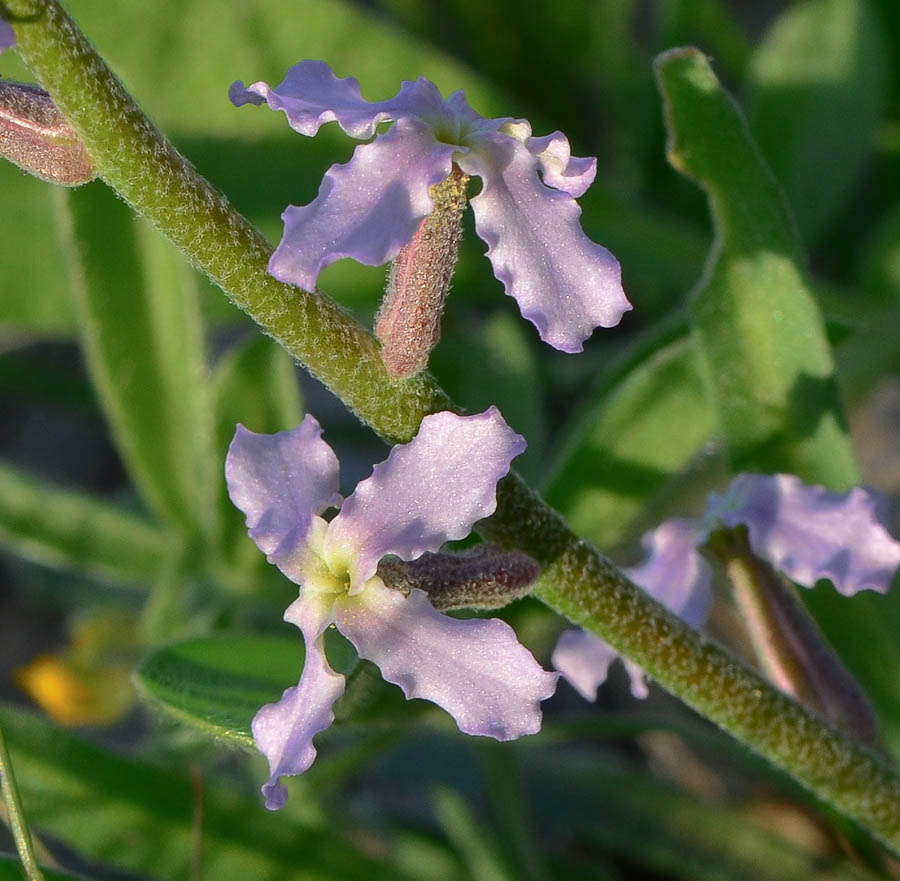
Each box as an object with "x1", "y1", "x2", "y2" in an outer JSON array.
[
  {"x1": 554, "y1": 473, "x2": 900, "y2": 700},
  {"x1": 227, "y1": 408, "x2": 557, "y2": 809},
  {"x1": 230, "y1": 61, "x2": 630, "y2": 353}
]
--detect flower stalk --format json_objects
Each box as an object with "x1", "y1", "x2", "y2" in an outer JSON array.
[
  {"x1": 7, "y1": 0, "x2": 900, "y2": 852},
  {"x1": 0, "y1": 722, "x2": 46, "y2": 881}
]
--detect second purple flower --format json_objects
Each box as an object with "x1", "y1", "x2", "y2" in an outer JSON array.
[{"x1": 230, "y1": 61, "x2": 631, "y2": 353}]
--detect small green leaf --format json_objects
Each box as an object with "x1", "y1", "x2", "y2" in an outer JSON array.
[
  {"x1": 655, "y1": 47, "x2": 859, "y2": 488},
  {"x1": 0, "y1": 704, "x2": 411, "y2": 881},
  {"x1": 544, "y1": 330, "x2": 716, "y2": 549},
  {"x1": 54, "y1": 182, "x2": 219, "y2": 542},
  {"x1": 745, "y1": 0, "x2": 887, "y2": 243},
  {"x1": 0, "y1": 462, "x2": 173, "y2": 587},
  {"x1": 135, "y1": 634, "x2": 357, "y2": 747}
]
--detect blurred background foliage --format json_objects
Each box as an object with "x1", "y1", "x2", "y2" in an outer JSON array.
[{"x1": 1, "y1": 0, "x2": 900, "y2": 878}]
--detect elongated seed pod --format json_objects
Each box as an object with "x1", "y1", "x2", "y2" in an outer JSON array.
[
  {"x1": 377, "y1": 543, "x2": 540, "y2": 611},
  {"x1": 375, "y1": 165, "x2": 468, "y2": 378}
]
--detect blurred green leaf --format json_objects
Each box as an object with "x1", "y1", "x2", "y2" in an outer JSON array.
[
  {"x1": 0, "y1": 855, "x2": 93, "y2": 881},
  {"x1": 135, "y1": 634, "x2": 358, "y2": 748},
  {"x1": 0, "y1": 704, "x2": 411, "y2": 881},
  {"x1": 432, "y1": 312, "x2": 546, "y2": 482},
  {"x1": 745, "y1": 0, "x2": 887, "y2": 243},
  {"x1": 655, "y1": 47, "x2": 858, "y2": 488},
  {"x1": 0, "y1": 166, "x2": 73, "y2": 337},
  {"x1": 544, "y1": 331, "x2": 715, "y2": 548},
  {"x1": 54, "y1": 183, "x2": 219, "y2": 543},
  {"x1": 0, "y1": 462, "x2": 172, "y2": 587},
  {"x1": 212, "y1": 333, "x2": 303, "y2": 576},
  {"x1": 432, "y1": 787, "x2": 515, "y2": 881},
  {"x1": 529, "y1": 750, "x2": 884, "y2": 881}
]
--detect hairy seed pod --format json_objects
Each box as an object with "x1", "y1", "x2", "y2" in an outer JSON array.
[
  {"x1": 0, "y1": 79, "x2": 95, "y2": 185},
  {"x1": 377, "y1": 543, "x2": 540, "y2": 611},
  {"x1": 375, "y1": 165, "x2": 469, "y2": 378}
]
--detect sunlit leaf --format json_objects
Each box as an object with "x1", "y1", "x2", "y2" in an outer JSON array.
[
  {"x1": 54, "y1": 183, "x2": 219, "y2": 543},
  {"x1": 745, "y1": 0, "x2": 887, "y2": 243}
]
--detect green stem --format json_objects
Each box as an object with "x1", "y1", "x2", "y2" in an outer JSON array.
[
  {"x1": 0, "y1": 723, "x2": 46, "y2": 881},
  {"x1": 6, "y1": 0, "x2": 900, "y2": 853}
]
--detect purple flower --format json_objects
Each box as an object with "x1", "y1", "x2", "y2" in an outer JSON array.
[
  {"x1": 226, "y1": 407, "x2": 557, "y2": 809},
  {"x1": 554, "y1": 473, "x2": 900, "y2": 701},
  {"x1": 0, "y1": 20, "x2": 14, "y2": 52},
  {"x1": 230, "y1": 61, "x2": 631, "y2": 352}
]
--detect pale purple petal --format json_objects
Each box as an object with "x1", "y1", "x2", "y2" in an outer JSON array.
[
  {"x1": 325, "y1": 407, "x2": 526, "y2": 592},
  {"x1": 525, "y1": 131, "x2": 597, "y2": 197},
  {"x1": 459, "y1": 131, "x2": 631, "y2": 352},
  {"x1": 225, "y1": 416, "x2": 341, "y2": 561},
  {"x1": 552, "y1": 628, "x2": 619, "y2": 701},
  {"x1": 268, "y1": 119, "x2": 458, "y2": 292},
  {"x1": 0, "y1": 20, "x2": 14, "y2": 51},
  {"x1": 251, "y1": 590, "x2": 342, "y2": 809},
  {"x1": 714, "y1": 473, "x2": 900, "y2": 595},
  {"x1": 251, "y1": 635, "x2": 344, "y2": 809},
  {"x1": 229, "y1": 60, "x2": 445, "y2": 139},
  {"x1": 624, "y1": 518, "x2": 713, "y2": 627},
  {"x1": 335, "y1": 581, "x2": 556, "y2": 738}
]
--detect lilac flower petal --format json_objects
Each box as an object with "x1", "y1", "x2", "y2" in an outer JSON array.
[
  {"x1": 229, "y1": 60, "x2": 445, "y2": 139},
  {"x1": 335, "y1": 582, "x2": 556, "y2": 737},
  {"x1": 325, "y1": 407, "x2": 526, "y2": 592},
  {"x1": 251, "y1": 633, "x2": 345, "y2": 810},
  {"x1": 268, "y1": 119, "x2": 458, "y2": 292},
  {"x1": 525, "y1": 131, "x2": 597, "y2": 197},
  {"x1": 225, "y1": 416, "x2": 341, "y2": 561},
  {"x1": 624, "y1": 518, "x2": 714, "y2": 628},
  {"x1": 553, "y1": 630, "x2": 651, "y2": 702},
  {"x1": 715, "y1": 473, "x2": 900, "y2": 595},
  {"x1": 0, "y1": 20, "x2": 14, "y2": 51},
  {"x1": 460, "y1": 131, "x2": 631, "y2": 352},
  {"x1": 552, "y1": 628, "x2": 619, "y2": 701}
]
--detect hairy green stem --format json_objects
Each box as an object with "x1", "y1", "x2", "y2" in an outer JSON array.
[
  {"x1": 6, "y1": 0, "x2": 900, "y2": 852},
  {"x1": 0, "y1": 723, "x2": 46, "y2": 881}
]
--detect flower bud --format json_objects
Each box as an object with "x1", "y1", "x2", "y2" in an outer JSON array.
[
  {"x1": 375, "y1": 165, "x2": 468, "y2": 378},
  {"x1": 378, "y1": 543, "x2": 539, "y2": 611},
  {"x1": 0, "y1": 79, "x2": 95, "y2": 186}
]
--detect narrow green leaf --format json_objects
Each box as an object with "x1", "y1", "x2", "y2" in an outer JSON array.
[
  {"x1": 0, "y1": 462, "x2": 172, "y2": 587},
  {"x1": 745, "y1": 0, "x2": 887, "y2": 243},
  {"x1": 53, "y1": 182, "x2": 219, "y2": 542},
  {"x1": 212, "y1": 334, "x2": 303, "y2": 575},
  {"x1": 0, "y1": 704, "x2": 412, "y2": 881},
  {"x1": 135, "y1": 634, "x2": 303, "y2": 748},
  {"x1": 655, "y1": 47, "x2": 859, "y2": 488},
  {"x1": 135, "y1": 634, "x2": 357, "y2": 748},
  {"x1": 544, "y1": 331, "x2": 716, "y2": 548}
]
